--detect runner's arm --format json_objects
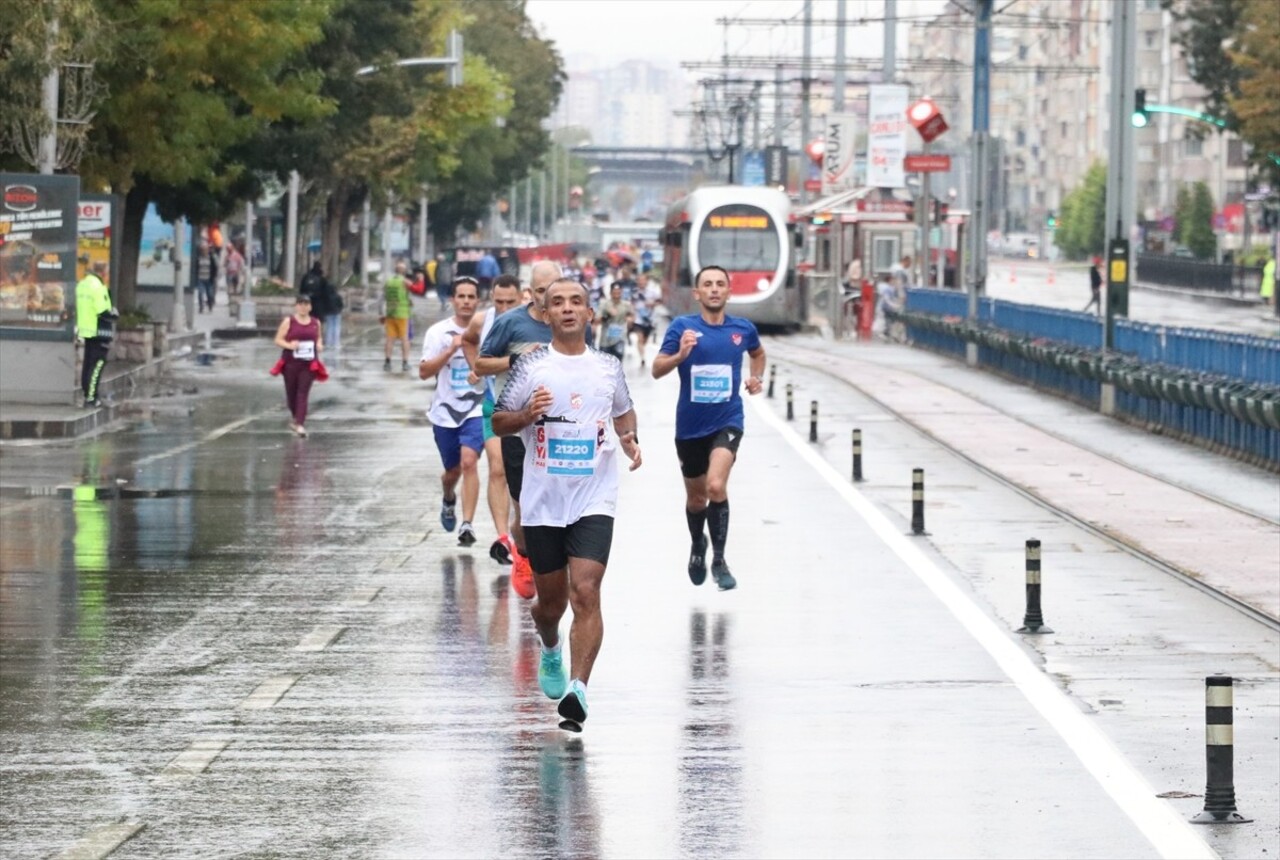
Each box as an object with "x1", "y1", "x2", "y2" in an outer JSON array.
[
  {"x1": 613, "y1": 409, "x2": 642, "y2": 471},
  {"x1": 492, "y1": 385, "x2": 552, "y2": 436},
  {"x1": 418, "y1": 333, "x2": 456, "y2": 380},
  {"x1": 473, "y1": 352, "x2": 513, "y2": 377},
  {"x1": 744, "y1": 345, "x2": 766, "y2": 395},
  {"x1": 461, "y1": 314, "x2": 484, "y2": 371},
  {"x1": 273, "y1": 317, "x2": 296, "y2": 351}
]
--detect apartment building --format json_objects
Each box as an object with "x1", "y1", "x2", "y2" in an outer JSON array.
[
  {"x1": 908, "y1": 0, "x2": 1248, "y2": 246},
  {"x1": 553, "y1": 59, "x2": 691, "y2": 149}
]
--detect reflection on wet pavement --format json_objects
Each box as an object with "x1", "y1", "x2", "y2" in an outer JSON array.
[{"x1": 680, "y1": 610, "x2": 740, "y2": 857}]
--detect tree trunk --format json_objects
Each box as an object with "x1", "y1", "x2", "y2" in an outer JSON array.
[{"x1": 118, "y1": 186, "x2": 150, "y2": 312}]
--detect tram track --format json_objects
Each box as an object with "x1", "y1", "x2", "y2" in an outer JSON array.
[{"x1": 770, "y1": 337, "x2": 1280, "y2": 632}]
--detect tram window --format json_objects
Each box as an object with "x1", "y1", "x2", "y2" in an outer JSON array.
[{"x1": 698, "y1": 205, "x2": 780, "y2": 272}]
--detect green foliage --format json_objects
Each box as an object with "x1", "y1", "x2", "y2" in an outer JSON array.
[
  {"x1": 1185, "y1": 182, "x2": 1217, "y2": 260},
  {"x1": 1055, "y1": 162, "x2": 1107, "y2": 261},
  {"x1": 1172, "y1": 185, "x2": 1192, "y2": 245},
  {"x1": 116, "y1": 307, "x2": 152, "y2": 328},
  {"x1": 1164, "y1": 0, "x2": 1245, "y2": 131}
]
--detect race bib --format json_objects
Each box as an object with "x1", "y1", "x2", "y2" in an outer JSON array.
[
  {"x1": 449, "y1": 363, "x2": 473, "y2": 391},
  {"x1": 690, "y1": 364, "x2": 732, "y2": 403},
  {"x1": 536, "y1": 424, "x2": 596, "y2": 476},
  {"x1": 294, "y1": 340, "x2": 316, "y2": 360},
  {"x1": 606, "y1": 323, "x2": 625, "y2": 343}
]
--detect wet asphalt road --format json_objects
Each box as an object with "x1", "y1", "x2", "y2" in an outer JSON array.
[{"x1": 1, "y1": 319, "x2": 1277, "y2": 859}]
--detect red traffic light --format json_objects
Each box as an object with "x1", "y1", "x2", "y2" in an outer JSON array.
[
  {"x1": 805, "y1": 138, "x2": 825, "y2": 165},
  {"x1": 907, "y1": 98, "x2": 949, "y2": 143}
]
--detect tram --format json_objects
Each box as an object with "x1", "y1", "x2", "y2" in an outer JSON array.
[{"x1": 659, "y1": 185, "x2": 804, "y2": 327}]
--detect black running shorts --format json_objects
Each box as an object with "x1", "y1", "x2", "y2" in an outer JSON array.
[
  {"x1": 501, "y1": 435, "x2": 525, "y2": 501},
  {"x1": 524, "y1": 515, "x2": 615, "y2": 575},
  {"x1": 674, "y1": 427, "x2": 744, "y2": 479}
]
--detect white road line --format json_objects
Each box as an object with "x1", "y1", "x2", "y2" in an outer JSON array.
[
  {"x1": 238, "y1": 674, "x2": 299, "y2": 710},
  {"x1": 154, "y1": 737, "x2": 230, "y2": 781},
  {"x1": 748, "y1": 395, "x2": 1217, "y2": 860},
  {"x1": 56, "y1": 822, "x2": 145, "y2": 860},
  {"x1": 134, "y1": 414, "x2": 259, "y2": 467},
  {"x1": 339, "y1": 586, "x2": 382, "y2": 607},
  {"x1": 294, "y1": 624, "x2": 345, "y2": 652},
  {"x1": 376, "y1": 552, "x2": 411, "y2": 570}
]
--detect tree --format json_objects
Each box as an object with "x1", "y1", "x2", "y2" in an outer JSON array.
[
  {"x1": 1172, "y1": 184, "x2": 1192, "y2": 246},
  {"x1": 1185, "y1": 181, "x2": 1217, "y2": 260},
  {"x1": 1228, "y1": 0, "x2": 1280, "y2": 177},
  {"x1": 1055, "y1": 162, "x2": 1106, "y2": 260},
  {"x1": 76, "y1": 0, "x2": 336, "y2": 308},
  {"x1": 424, "y1": 0, "x2": 566, "y2": 245}
]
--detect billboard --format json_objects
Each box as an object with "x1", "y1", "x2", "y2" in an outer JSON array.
[
  {"x1": 741, "y1": 150, "x2": 766, "y2": 187},
  {"x1": 0, "y1": 172, "x2": 80, "y2": 332},
  {"x1": 867, "y1": 84, "x2": 910, "y2": 189},
  {"x1": 77, "y1": 195, "x2": 121, "y2": 294},
  {"x1": 822, "y1": 113, "x2": 859, "y2": 194}
]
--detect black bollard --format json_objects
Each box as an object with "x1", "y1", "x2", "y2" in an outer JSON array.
[
  {"x1": 852, "y1": 428, "x2": 864, "y2": 482},
  {"x1": 1016, "y1": 539, "x2": 1053, "y2": 634},
  {"x1": 910, "y1": 468, "x2": 926, "y2": 535},
  {"x1": 767, "y1": 364, "x2": 777, "y2": 399},
  {"x1": 809, "y1": 401, "x2": 818, "y2": 442},
  {"x1": 786, "y1": 384, "x2": 794, "y2": 421},
  {"x1": 1191, "y1": 676, "x2": 1252, "y2": 824}
]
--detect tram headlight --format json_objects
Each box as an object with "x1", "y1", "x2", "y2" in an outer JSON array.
[{"x1": 756, "y1": 278, "x2": 769, "y2": 292}]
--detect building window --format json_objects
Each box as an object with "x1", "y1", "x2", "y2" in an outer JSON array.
[
  {"x1": 1144, "y1": 30, "x2": 1158, "y2": 48},
  {"x1": 1184, "y1": 137, "x2": 1203, "y2": 157},
  {"x1": 1061, "y1": 121, "x2": 1069, "y2": 138},
  {"x1": 1016, "y1": 129, "x2": 1026, "y2": 146},
  {"x1": 1228, "y1": 139, "x2": 1246, "y2": 167},
  {"x1": 1138, "y1": 145, "x2": 1155, "y2": 162}
]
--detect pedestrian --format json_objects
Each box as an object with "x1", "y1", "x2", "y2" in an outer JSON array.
[
  {"x1": 476, "y1": 249, "x2": 501, "y2": 299},
  {"x1": 224, "y1": 242, "x2": 245, "y2": 296},
  {"x1": 273, "y1": 293, "x2": 322, "y2": 437},
  {"x1": 434, "y1": 253, "x2": 453, "y2": 313},
  {"x1": 461, "y1": 274, "x2": 524, "y2": 571},
  {"x1": 318, "y1": 268, "x2": 344, "y2": 350},
  {"x1": 381, "y1": 260, "x2": 413, "y2": 371},
  {"x1": 419, "y1": 277, "x2": 486, "y2": 547},
  {"x1": 194, "y1": 239, "x2": 218, "y2": 313},
  {"x1": 75, "y1": 259, "x2": 115, "y2": 408},
  {"x1": 651, "y1": 265, "x2": 766, "y2": 591},
  {"x1": 492, "y1": 277, "x2": 642, "y2": 730},
  {"x1": 1260, "y1": 253, "x2": 1275, "y2": 310},
  {"x1": 630, "y1": 290, "x2": 656, "y2": 368},
  {"x1": 891, "y1": 254, "x2": 914, "y2": 291},
  {"x1": 596, "y1": 281, "x2": 633, "y2": 361},
  {"x1": 1084, "y1": 256, "x2": 1103, "y2": 315},
  {"x1": 475, "y1": 260, "x2": 563, "y2": 601}
]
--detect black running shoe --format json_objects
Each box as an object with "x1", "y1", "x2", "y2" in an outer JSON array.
[
  {"x1": 557, "y1": 680, "x2": 588, "y2": 724},
  {"x1": 711, "y1": 559, "x2": 737, "y2": 591},
  {"x1": 489, "y1": 537, "x2": 513, "y2": 565},
  {"x1": 688, "y1": 534, "x2": 708, "y2": 585}
]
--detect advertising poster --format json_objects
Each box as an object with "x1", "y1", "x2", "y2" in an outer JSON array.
[
  {"x1": 867, "y1": 84, "x2": 910, "y2": 189},
  {"x1": 77, "y1": 195, "x2": 118, "y2": 292},
  {"x1": 822, "y1": 112, "x2": 860, "y2": 194},
  {"x1": 0, "y1": 172, "x2": 80, "y2": 331},
  {"x1": 742, "y1": 150, "x2": 766, "y2": 187}
]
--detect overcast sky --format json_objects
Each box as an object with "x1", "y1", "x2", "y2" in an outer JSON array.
[{"x1": 525, "y1": 0, "x2": 949, "y2": 72}]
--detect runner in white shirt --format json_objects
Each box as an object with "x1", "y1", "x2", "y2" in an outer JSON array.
[
  {"x1": 492, "y1": 278, "x2": 641, "y2": 730},
  {"x1": 419, "y1": 278, "x2": 485, "y2": 547},
  {"x1": 460, "y1": 274, "x2": 524, "y2": 570}
]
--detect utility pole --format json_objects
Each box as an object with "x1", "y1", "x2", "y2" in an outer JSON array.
[
  {"x1": 237, "y1": 202, "x2": 256, "y2": 329},
  {"x1": 360, "y1": 198, "x2": 371, "y2": 289},
  {"x1": 171, "y1": 218, "x2": 187, "y2": 333},
  {"x1": 285, "y1": 170, "x2": 300, "y2": 289},
  {"x1": 1103, "y1": 1, "x2": 1136, "y2": 355},
  {"x1": 800, "y1": 0, "x2": 813, "y2": 205},
  {"x1": 38, "y1": 17, "x2": 59, "y2": 174},
  {"x1": 834, "y1": 0, "x2": 847, "y2": 111},
  {"x1": 967, "y1": 0, "x2": 992, "y2": 367},
  {"x1": 774, "y1": 64, "x2": 784, "y2": 147},
  {"x1": 883, "y1": 0, "x2": 896, "y2": 82},
  {"x1": 418, "y1": 186, "x2": 429, "y2": 263}
]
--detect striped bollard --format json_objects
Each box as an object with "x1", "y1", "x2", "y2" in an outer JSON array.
[
  {"x1": 785, "y1": 384, "x2": 794, "y2": 421},
  {"x1": 910, "y1": 468, "x2": 926, "y2": 535},
  {"x1": 809, "y1": 401, "x2": 818, "y2": 442},
  {"x1": 767, "y1": 364, "x2": 776, "y2": 399},
  {"x1": 1191, "y1": 676, "x2": 1251, "y2": 824},
  {"x1": 1015, "y1": 539, "x2": 1053, "y2": 634},
  {"x1": 852, "y1": 429, "x2": 864, "y2": 482}
]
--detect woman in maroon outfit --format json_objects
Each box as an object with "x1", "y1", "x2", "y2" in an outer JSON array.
[{"x1": 273, "y1": 294, "x2": 323, "y2": 436}]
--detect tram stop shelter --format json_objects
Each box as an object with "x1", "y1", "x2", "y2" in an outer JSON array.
[{"x1": 794, "y1": 186, "x2": 918, "y2": 339}]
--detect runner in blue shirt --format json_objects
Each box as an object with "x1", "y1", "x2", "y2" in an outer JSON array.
[{"x1": 652, "y1": 265, "x2": 766, "y2": 591}]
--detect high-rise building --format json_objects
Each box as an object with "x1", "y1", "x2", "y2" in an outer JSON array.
[{"x1": 553, "y1": 59, "x2": 691, "y2": 149}]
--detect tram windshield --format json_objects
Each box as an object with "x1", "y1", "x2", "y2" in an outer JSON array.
[{"x1": 697, "y1": 204, "x2": 780, "y2": 271}]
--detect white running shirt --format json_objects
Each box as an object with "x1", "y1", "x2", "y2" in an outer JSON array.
[
  {"x1": 422, "y1": 317, "x2": 484, "y2": 428},
  {"x1": 495, "y1": 345, "x2": 634, "y2": 527},
  {"x1": 479, "y1": 306, "x2": 498, "y2": 399}
]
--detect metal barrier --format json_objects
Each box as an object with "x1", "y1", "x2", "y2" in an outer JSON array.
[
  {"x1": 1136, "y1": 254, "x2": 1262, "y2": 296},
  {"x1": 897, "y1": 291, "x2": 1280, "y2": 468}
]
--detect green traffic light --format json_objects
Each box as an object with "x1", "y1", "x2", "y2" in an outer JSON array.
[{"x1": 1131, "y1": 111, "x2": 1149, "y2": 128}]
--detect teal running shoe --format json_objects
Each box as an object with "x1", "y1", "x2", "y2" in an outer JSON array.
[
  {"x1": 538, "y1": 646, "x2": 567, "y2": 699},
  {"x1": 440, "y1": 496, "x2": 457, "y2": 532},
  {"x1": 557, "y1": 679, "x2": 588, "y2": 724}
]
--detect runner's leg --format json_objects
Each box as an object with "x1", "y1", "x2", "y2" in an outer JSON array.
[
  {"x1": 531, "y1": 566, "x2": 569, "y2": 648},
  {"x1": 484, "y1": 437, "x2": 509, "y2": 536},
  {"x1": 566, "y1": 556, "x2": 606, "y2": 683},
  {"x1": 705, "y1": 447, "x2": 736, "y2": 561},
  {"x1": 459, "y1": 445, "x2": 481, "y2": 525}
]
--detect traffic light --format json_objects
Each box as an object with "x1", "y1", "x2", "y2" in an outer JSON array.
[
  {"x1": 1046, "y1": 210, "x2": 1056, "y2": 230},
  {"x1": 1132, "y1": 88, "x2": 1148, "y2": 128}
]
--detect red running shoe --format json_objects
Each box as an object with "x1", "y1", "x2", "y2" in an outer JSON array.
[{"x1": 511, "y1": 551, "x2": 535, "y2": 600}]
